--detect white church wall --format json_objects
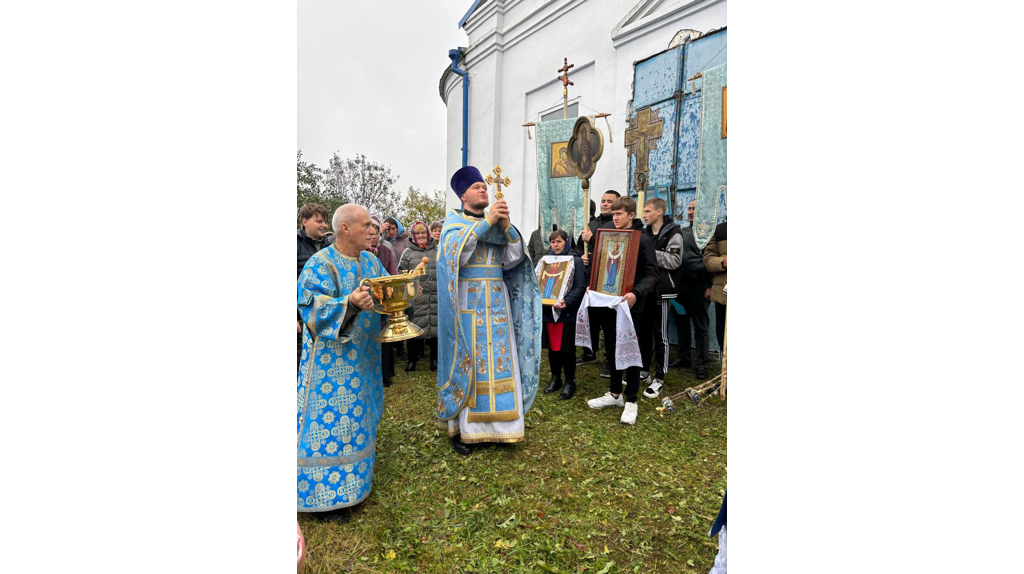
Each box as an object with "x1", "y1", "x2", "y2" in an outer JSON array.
[
  {"x1": 444, "y1": 74, "x2": 464, "y2": 212},
  {"x1": 441, "y1": 0, "x2": 725, "y2": 229}
]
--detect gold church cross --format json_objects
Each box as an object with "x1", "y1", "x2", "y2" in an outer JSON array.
[{"x1": 485, "y1": 165, "x2": 511, "y2": 200}]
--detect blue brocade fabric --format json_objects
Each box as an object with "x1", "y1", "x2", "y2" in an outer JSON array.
[
  {"x1": 296, "y1": 246, "x2": 387, "y2": 511},
  {"x1": 435, "y1": 209, "x2": 542, "y2": 421}
]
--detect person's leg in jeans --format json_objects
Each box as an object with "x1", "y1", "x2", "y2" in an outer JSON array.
[
  {"x1": 671, "y1": 304, "x2": 692, "y2": 368},
  {"x1": 602, "y1": 309, "x2": 622, "y2": 392},
  {"x1": 623, "y1": 366, "x2": 641, "y2": 403},
  {"x1": 601, "y1": 307, "x2": 617, "y2": 377},
  {"x1": 715, "y1": 302, "x2": 726, "y2": 353},
  {"x1": 681, "y1": 287, "x2": 711, "y2": 376},
  {"x1": 651, "y1": 301, "x2": 668, "y2": 379},
  {"x1": 406, "y1": 337, "x2": 422, "y2": 371},
  {"x1": 428, "y1": 337, "x2": 438, "y2": 371},
  {"x1": 559, "y1": 347, "x2": 577, "y2": 399},
  {"x1": 545, "y1": 342, "x2": 563, "y2": 393},
  {"x1": 638, "y1": 301, "x2": 658, "y2": 377}
]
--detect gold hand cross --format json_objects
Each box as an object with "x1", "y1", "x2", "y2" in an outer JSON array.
[{"x1": 485, "y1": 165, "x2": 511, "y2": 200}]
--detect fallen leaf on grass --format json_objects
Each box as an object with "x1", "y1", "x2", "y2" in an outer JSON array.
[{"x1": 595, "y1": 560, "x2": 615, "y2": 574}]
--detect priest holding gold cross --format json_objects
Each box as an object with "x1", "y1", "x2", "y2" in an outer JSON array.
[{"x1": 435, "y1": 165, "x2": 542, "y2": 455}]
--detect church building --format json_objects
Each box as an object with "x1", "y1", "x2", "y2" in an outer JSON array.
[{"x1": 438, "y1": 0, "x2": 727, "y2": 235}]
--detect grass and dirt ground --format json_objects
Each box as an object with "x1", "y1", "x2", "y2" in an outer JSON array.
[{"x1": 298, "y1": 346, "x2": 726, "y2": 573}]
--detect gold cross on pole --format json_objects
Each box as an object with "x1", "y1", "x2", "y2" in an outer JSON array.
[
  {"x1": 485, "y1": 165, "x2": 511, "y2": 200},
  {"x1": 624, "y1": 107, "x2": 664, "y2": 203}
]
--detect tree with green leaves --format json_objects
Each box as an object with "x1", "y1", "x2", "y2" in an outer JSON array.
[
  {"x1": 397, "y1": 186, "x2": 446, "y2": 226},
  {"x1": 297, "y1": 150, "x2": 402, "y2": 225}
]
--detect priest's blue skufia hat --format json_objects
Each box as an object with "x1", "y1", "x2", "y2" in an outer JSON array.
[{"x1": 451, "y1": 165, "x2": 485, "y2": 198}]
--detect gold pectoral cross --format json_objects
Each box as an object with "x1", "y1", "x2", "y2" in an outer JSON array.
[{"x1": 485, "y1": 165, "x2": 511, "y2": 200}]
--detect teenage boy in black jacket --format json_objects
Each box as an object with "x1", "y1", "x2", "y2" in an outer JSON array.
[
  {"x1": 576, "y1": 190, "x2": 620, "y2": 370},
  {"x1": 639, "y1": 198, "x2": 684, "y2": 398},
  {"x1": 586, "y1": 196, "x2": 658, "y2": 425}
]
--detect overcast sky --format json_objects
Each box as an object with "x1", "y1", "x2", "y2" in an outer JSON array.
[{"x1": 298, "y1": 1, "x2": 469, "y2": 196}]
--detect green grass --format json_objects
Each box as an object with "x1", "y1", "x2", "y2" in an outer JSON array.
[{"x1": 299, "y1": 347, "x2": 726, "y2": 573}]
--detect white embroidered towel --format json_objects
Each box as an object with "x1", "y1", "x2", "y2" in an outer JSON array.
[{"x1": 574, "y1": 290, "x2": 643, "y2": 370}]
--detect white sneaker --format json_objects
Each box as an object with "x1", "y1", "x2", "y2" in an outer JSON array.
[
  {"x1": 620, "y1": 402, "x2": 638, "y2": 424},
  {"x1": 643, "y1": 379, "x2": 664, "y2": 399},
  {"x1": 588, "y1": 392, "x2": 625, "y2": 409}
]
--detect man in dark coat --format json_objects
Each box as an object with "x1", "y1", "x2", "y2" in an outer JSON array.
[
  {"x1": 575, "y1": 190, "x2": 620, "y2": 369},
  {"x1": 297, "y1": 203, "x2": 330, "y2": 367},
  {"x1": 586, "y1": 196, "x2": 658, "y2": 425},
  {"x1": 671, "y1": 200, "x2": 714, "y2": 379}
]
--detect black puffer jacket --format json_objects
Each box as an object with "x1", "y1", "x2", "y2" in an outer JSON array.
[
  {"x1": 398, "y1": 239, "x2": 438, "y2": 339},
  {"x1": 297, "y1": 228, "x2": 328, "y2": 278}
]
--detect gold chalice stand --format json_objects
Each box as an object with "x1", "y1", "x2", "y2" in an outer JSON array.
[{"x1": 360, "y1": 257, "x2": 429, "y2": 343}]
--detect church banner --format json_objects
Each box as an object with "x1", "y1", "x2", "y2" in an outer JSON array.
[
  {"x1": 536, "y1": 118, "x2": 587, "y2": 248},
  {"x1": 694, "y1": 63, "x2": 727, "y2": 249}
]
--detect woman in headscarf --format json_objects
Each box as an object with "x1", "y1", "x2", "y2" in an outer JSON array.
[{"x1": 398, "y1": 220, "x2": 439, "y2": 372}]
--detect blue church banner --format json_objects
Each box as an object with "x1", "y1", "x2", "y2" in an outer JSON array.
[
  {"x1": 694, "y1": 63, "x2": 726, "y2": 249},
  {"x1": 536, "y1": 118, "x2": 587, "y2": 247}
]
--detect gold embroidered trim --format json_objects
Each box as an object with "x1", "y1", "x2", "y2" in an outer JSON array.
[
  {"x1": 467, "y1": 409, "x2": 521, "y2": 423},
  {"x1": 475, "y1": 378, "x2": 515, "y2": 396},
  {"x1": 460, "y1": 431, "x2": 525, "y2": 444}
]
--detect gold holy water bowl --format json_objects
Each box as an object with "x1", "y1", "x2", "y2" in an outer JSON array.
[{"x1": 360, "y1": 257, "x2": 429, "y2": 343}]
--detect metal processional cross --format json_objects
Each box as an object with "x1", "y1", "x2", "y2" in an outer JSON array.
[
  {"x1": 624, "y1": 107, "x2": 664, "y2": 206},
  {"x1": 558, "y1": 58, "x2": 574, "y2": 119}
]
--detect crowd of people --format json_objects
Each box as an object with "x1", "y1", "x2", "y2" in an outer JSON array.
[
  {"x1": 295, "y1": 164, "x2": 727, "y2": 499},
  {"x1": 296, "y1": 186, "x2": 727, "y2": 431},
  {"x1": 295, "y1": 165, "x2": 726, "y2": 570}
]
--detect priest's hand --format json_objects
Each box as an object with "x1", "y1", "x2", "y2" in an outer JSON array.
[
  {"x1": 554, "y1": 300, "x2": 566, "y2": 310},
  {"x1": 623, "y1": 292, "x2": 637, "y2": 308},
  {"x1": 487, "y1": 200, "x2": 509, "y2": 227},
  {"x1": 350, "y1": 285, "x2": 375, "y2": 310}
]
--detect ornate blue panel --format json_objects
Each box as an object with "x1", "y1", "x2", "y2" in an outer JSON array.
[
  {"x1": 674, "y1": 94, "x2": 701, "y2": 190},
  {"x1": 683, "y1": 29, "x2": 727, "y2": 93},
  {"x1": 625, "y1": 100, "x2": 676, "y2": 199},
  {"x1": 632, "y1": 46, "x2": 682, "y2": 110}
]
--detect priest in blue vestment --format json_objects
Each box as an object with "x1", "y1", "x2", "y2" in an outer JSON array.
[
  {"x1": 297, "y1": 204, "x2": 387, "y2": 514},
  {"x1": 435, "y1": 166, "x2": 542, "y2": 455}
]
